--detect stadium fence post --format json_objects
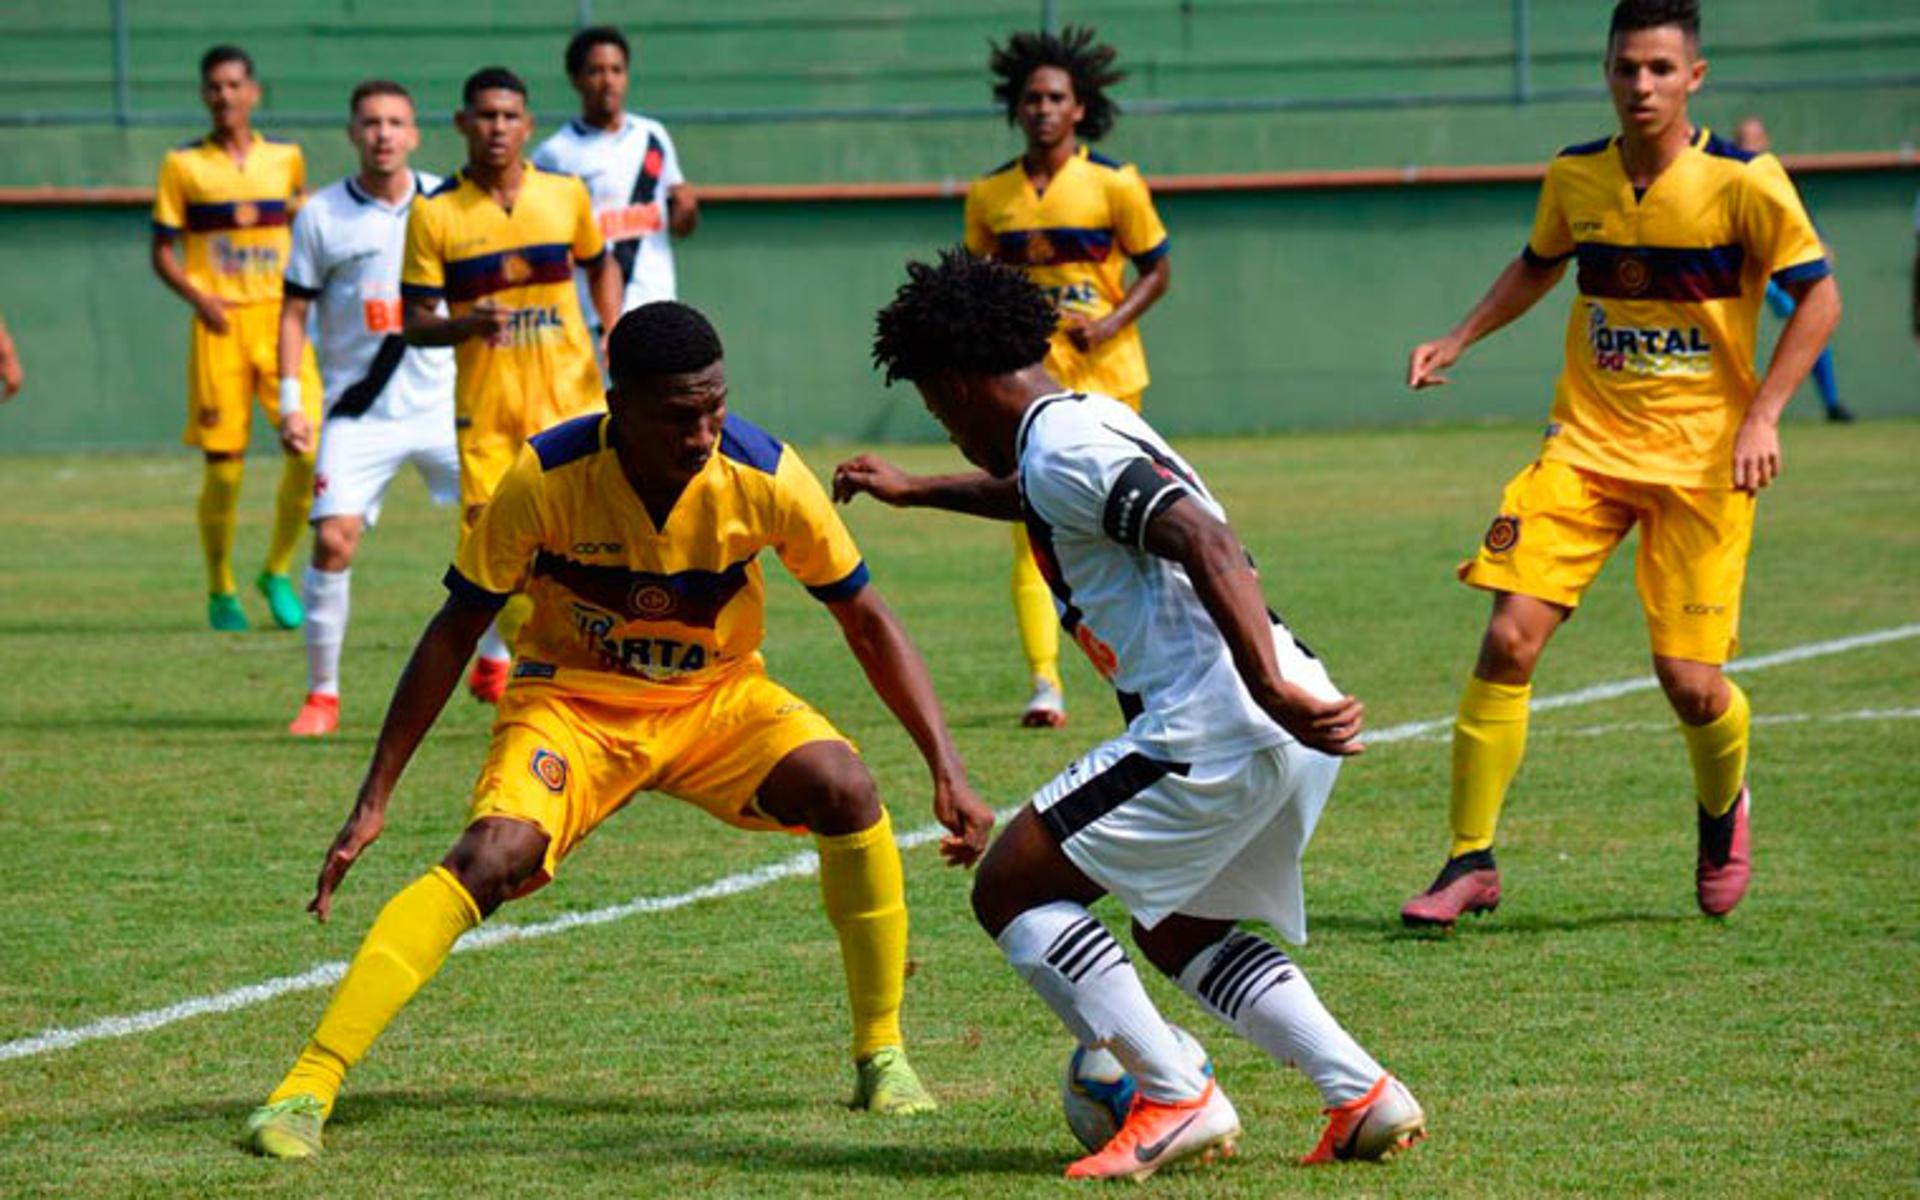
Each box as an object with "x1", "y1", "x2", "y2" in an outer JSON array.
[
  {"x1": 1511, "y1": 0, "x2": 1532, "y2": 104},
  {"x1": 112, "y1": 0, "x2": 131, "y2": 126}
]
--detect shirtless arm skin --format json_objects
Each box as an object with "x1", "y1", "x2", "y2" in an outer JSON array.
[
  {"x1": 1065, "y1": 254, "x2": 1171, "y2": 352},
  {"x1": 825, "y1": 585, "x2": 994, "y2": 866},
  {"x1": 307, "y1": 597, "x2": 493, "y2": 920},
  {"x1": 151, "y1": 232, "x2": 230, "y2": 334},
  {"x1": 831, "y1": 454, "x2": 1022, "y2": 521},
  {"x1": 1732, "y1": 272, "x2": 1840, "y2": 492},
  {"x1": 1141, "y1": 495, "x2": 1365, "y2": 757},
  {"x1": 1407, "y1": 254, "x2": 1568, "y2": 389}
]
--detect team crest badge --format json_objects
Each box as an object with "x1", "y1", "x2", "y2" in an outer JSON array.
[
  {"x1": 629, "y1": 583, "x2": 674, "y2": 618},
  {"x1": 232, "y1": 201, "x2": 259, "y2": 228},
  {"x1": 1025, "y1": 231, "x2": 1056, "y2": 265},
  {"x1": 500, "y1": 253, "x2": 531, "y2": 285},
  {"x1": 1483, "y1": 515, "x2": 1521, "y2": 555},
  {"x1": 1615, "y1": 254, "x2": 1650, "y2": 296},
  {"x1": 530, "y1": 748, "x2": 569, "y2": 793}
]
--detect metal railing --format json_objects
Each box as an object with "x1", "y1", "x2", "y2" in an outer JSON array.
[{"x1": 7, "y1": 0, "x2": 1917, "y2": 131}]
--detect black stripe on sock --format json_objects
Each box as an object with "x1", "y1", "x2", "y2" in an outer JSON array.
[
  {"x1": 1045, "y1": 917, "x2": 1103, "y2": 968},
  {"x1": 1039, "y1": 753, "x2": 1188, "y2": 843},
  {"x1": 1069, "y1": 940, "x2": 1127, "y2": 983},
  {"x1": 1234, "y1": 966, "x2": 1297, "y2": 1016},
  {"x1": 1056, "y1": 925, "x2": 1125, "y2": 982},
  {"x1": 1196, "y1": 933, "x2": 1266, "y2": 1009},
  {"x1": 1219, "y1": 949, "x2": 1293, "y2": 1019}
]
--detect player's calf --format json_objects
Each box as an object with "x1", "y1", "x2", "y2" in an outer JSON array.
[{"x1": 440, "y1": 817, "x2": 550, "y2": 915}]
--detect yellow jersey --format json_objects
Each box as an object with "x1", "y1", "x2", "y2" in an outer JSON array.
[
  {"x1": 1524, "y1": 127, "x2": 1829, "y2": 488},
  {"x1": 151, "y1": 133, "x2": 306, "y2": 306},
  {"x1": 401, "y1": 162, "x2": 607, "y2": 452},
  {"x1": 448, "y1": 411, "x2": 870, "y2": 706},
  {"x1": 965, "y1": 145, "x2": 1170, "y2": 399}
]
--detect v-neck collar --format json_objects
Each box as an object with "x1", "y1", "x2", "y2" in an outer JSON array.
[
  {"x1": 608, "y1": 417, "x2": 714, "y2": 533},
  {"x1": 1616, "y1": 126, "x2": 1702, "y2": 207},
  {"x1": 1024, "y1": 144, "x2": 1084, "y2": 202},
  {"x1": 461, "y1": 160, "x2": 532, "y2": 217}
]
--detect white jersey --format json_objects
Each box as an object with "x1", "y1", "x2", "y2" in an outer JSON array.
[
  {"x1": 532, "y1": 113, "x2": 685, "y2": 319},
  {"x1": 1018, "y1": 392, "x2": 1332, "y2": 764},
  {"x1": 284, "y1": 173, "x2": 455, "y2": 422}
]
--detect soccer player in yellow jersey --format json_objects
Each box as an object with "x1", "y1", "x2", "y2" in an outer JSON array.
[
  {"x1": 964, "y1": 27, "x2": 1172, "y2": 728},
  {"x1": 1400, "y1": 0, "x2": 1839, "y2": 928},
  {"x1": 242, "y1": 301, "x2": 995, "y2": 1158},
  {"x1": 150, "y1": 45, "x2": 324, "y2": 632},
  {"x1": 402, "y1": 66, "x2": 622, "y2": 703}
]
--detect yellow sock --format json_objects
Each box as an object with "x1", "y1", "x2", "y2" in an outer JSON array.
[
  {"x1": 816, "y1": 809, "x2": 908, "y2": 1060},
  {"x1": 198, "y1": 457, "x2": 245, "y2": 595},
  {"x1": 1449, "y1": 676, "x2": 1533, "y2": 857},
  {"x1": 1011, "y1": 524, "x2": 1061, "y2": 688},
  {"x1": 1680, "y1": 679, "x2": 1749, "y2": 817},
  {"x1": 264, "y1": 452, "x2": 315, "y2": 577},
  {"x1": 268, "y1": 866, "x2": 480, "y2": 1115}
]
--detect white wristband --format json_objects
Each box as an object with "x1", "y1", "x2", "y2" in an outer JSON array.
[{"x1": 278, "y1": 377, "x2": 305, "y2": 420}]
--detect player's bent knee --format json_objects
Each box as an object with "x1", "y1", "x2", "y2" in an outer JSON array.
[
  {"x1": 312, "y1": 519, "x2": 360, "y2": 570},
  {"x1": 441, "y1": 817, "x2": 549, "y2": 915},
  {"x1": 758, "y1": 741, "x2": 879, "y2": 836}
]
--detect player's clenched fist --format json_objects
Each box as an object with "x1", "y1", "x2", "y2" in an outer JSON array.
[{"x1": 832, "y1": 453, "x2": 917, "y2": 506}]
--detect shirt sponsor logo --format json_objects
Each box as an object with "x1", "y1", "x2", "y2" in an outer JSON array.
[
  {"x1": 568, "y1": 600, "x2": 711, "y2": 678},
  {"x1": 599, "y1": 202, "x2": 662, "y2": 242},
  {"x1": 1586, "y1": 302, "x2": 1712, "y2": 377},
  {"x1": 212, "y1": 237, "x2": 282, "y2": 277}
]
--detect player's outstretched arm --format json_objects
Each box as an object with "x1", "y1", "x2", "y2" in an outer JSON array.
[
  {"x1": 831, "y1": 453, "x2": 1023, "y2": 520},
  {"x1": 1735, "y1": 272, "x2": 1842, "y2": 492},
  {"x1": 309, "y1": 597, "x2": 493, "y2": 920},
  {"x1": 1407, "y1": 254, "x2": 1565, "y2": 390},
  {"x1": 402, "y1": 294, "x2": 509, "y2": 348},
  {"x1": 668, "y1": 183, "x2": 699, "y2": 237},
  {"x1": 824, "y1": 585, "x2": 995, "y2": 866},
  {"x1": 1141, "y1": 495, "x2": 1365, "y2": 756}
]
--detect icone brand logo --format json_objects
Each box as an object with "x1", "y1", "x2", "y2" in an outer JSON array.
[{"x1": 1585, "y1": 302, "x2": 1712, "y2": 377}]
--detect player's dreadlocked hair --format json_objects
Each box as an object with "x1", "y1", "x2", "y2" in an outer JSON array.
[
  {"x1": 608, "y1": 301, "x2": 724, "y2": 388},
  {"x1": 872, "y1": 248, "x2": 1055, "y2": 385},
  {"x1": 1609, "y1": 0, "x2": 1700, "y2": 48},
  {"x1": 989, "y1": 26, "x2": 1125, "y2": 142}
]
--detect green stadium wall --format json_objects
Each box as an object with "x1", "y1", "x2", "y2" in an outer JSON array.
[{"x1": 1, "y1": 166, "x2": 1914, "y2": 454}]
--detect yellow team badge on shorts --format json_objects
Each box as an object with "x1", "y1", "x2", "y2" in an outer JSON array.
[
  {"x1": 1484, "y1": 514, "x2": 1521, "y2": 555},
  {"x1": 529, "y1": 747, "x2": 569, "y2": 793}
]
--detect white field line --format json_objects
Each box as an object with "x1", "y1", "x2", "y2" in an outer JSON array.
[
  {"x1": 1389, "y1": 706, "x2": 1920, "y2": 744},
  {"x1": 3, "y1": 621, "x2": 1915, "y2": 1065}
]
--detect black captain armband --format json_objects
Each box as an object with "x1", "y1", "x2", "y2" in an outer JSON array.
[{"x1": 1102, "y1": 458, "x2": 1189, "y2": 548}]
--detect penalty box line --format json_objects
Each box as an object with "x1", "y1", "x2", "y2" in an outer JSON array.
[{"x1": 2, "y1": 620, "x2": 1915, "y2": 1065}]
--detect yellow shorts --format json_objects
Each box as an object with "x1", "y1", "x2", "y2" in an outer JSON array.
[
  {"x1": 185, "y1": 301, "x2": 321, "y2": 454},
  {"x1": 1460, "y1": 459, "x2": 1755, "y2": 664},
  {"x1": 466, "y1": 667, "x2": 852, "y2": 893}
]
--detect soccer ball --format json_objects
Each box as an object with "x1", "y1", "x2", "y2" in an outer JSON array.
[{"x1": 1060, "y1": 1025, "x2": 1213, "y2": 1152}]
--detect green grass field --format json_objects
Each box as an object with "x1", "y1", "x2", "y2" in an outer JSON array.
[{"x1": 1, "y1": 420, "x2": 1915, "y2": 1198}]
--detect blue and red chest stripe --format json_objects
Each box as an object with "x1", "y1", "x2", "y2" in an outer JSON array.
[
  {"x1": 182, "y1": 199, "x2": 290, "y2": 233},
  {"x1": 412, "y1": 242, "x2": 575, "y2": 302},
  {"x1": 1574, "y1": 242, "x2": 1745, "y2": 302},
  {"x1": 994, "y1": 227, "x2": 1115, "y2": 267}
]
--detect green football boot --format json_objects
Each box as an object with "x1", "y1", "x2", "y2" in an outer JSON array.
[
  {"x1": 243, "y1": 1093, "x2": 326, "y2": 1159},
  {"x1": 850, "y1": 1046, "x2": 938, "y2": 1116},
  {"x1": 208, "y1": 592, "x2": 248, "y2": 632},
  {"x1": 256, "y1": 571, "x2": 305, "y2": 630}
]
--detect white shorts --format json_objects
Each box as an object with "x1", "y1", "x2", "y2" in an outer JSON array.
[
  {"x1": 311, "y1": 408, "x2": 460, "y2": 526},
  {"x1": 1031, "y1": 731, "x2": 1340, "y2": 944}
]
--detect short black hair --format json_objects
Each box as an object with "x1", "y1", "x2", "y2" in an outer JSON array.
[
  {"x1": 200, "y1": 45, "x2": 254, "y2": 82},
  {"x1": 349, "y1": 79, "x2": 411, "y2": 115},
  {"x1": 1609, "y1": 0, "x2": 1700, "y2": 49},
  {"x1": 462, "y1": 66, "x2": 528, "y2": 109},
  {"x1": 872, "y1": 248, "x2": 1055, "y2": 385},
  {"x1": 989, "y1": 25, "x2": 1124, "y2": 142},
  {"x1": 566, "y1": 26, "x2": 630, "y2": 77},
  {"x1": 608, "y1": 302, "x2": 724, "y2": 389}
]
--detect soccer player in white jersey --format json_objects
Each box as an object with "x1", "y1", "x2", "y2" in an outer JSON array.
[
  {"x1": 279, "y1": 80, "x2": 459, "y2": 736},
  {"x1": 532, "y1": 25, "x2": 697, "y2": 324},
  {"x1": 835, "y1": 249, "x2": 1425, "y2": 1181}
]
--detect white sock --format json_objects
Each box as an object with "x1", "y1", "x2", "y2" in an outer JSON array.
[
  {"x1": 1177, "y1": 930, "x2": 1381, "y2": 1105},
  {"x1": 302, "y1": 565, "x2": 350, "y2": 697},
  {"x1": 996, "y1": 901, "x2": 1208, "y2": 1103},
  {"x1": 476, "y1": 621, "x2": 510, "y2": 664}
]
